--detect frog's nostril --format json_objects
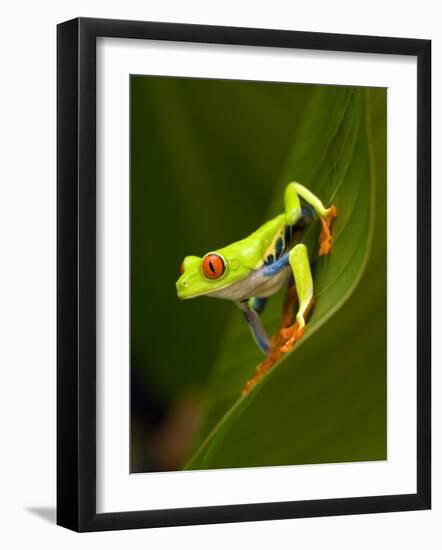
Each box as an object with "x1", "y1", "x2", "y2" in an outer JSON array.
[{"x1": 182, "y1": 280, "x2": 187, "y2": 287}]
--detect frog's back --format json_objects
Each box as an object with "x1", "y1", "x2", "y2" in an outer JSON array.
[
  {"x1": 216, "y1": 208, "x2": 313, "y2": 274},
  {"x1": 249, "y1": 214, "x2": 286, "y2": 258},
  {"x1": 250, "y1": 211, "x2": 311, "y2": 269}
]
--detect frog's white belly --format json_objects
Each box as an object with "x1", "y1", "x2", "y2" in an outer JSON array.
[{"x1": 209, "y1": 266, "x2": 290, "y2": 302}]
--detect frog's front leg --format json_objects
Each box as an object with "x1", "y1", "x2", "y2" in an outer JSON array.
[
  {"x1": 280, "y1": 243, "x2": 314, "y2": 352},
  {"x1": 286, "y1": 182, "x2": 337, "y2": 255},
  {"x1": 237, "y1": 299, "x2": 270, "y2": 354}
]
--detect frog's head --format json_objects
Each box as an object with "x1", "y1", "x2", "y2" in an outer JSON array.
[{"x1": 176, "y1": 249, "x2": 251, "y2": 300}]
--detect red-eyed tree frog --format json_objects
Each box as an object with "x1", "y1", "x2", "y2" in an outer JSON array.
[{"x1": 176, "y1": 182, "x2": 337, "y2": 394}]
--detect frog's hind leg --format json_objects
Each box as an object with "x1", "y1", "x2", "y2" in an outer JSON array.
[
  {"x1": 287, "y1": 182, "x2": 337, "y2": 255},
  {"x1": 237, "y1": 300, "x2": 270, "y2": 355},
  {"x1": 279, "y1": 243, "x2": 314, "y2": 353},
  {"x1": 241, "y1": 283, "x2": 302, "y2": 396}
]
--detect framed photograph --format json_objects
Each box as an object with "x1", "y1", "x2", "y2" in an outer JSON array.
[{"x1": 57, "y1": 17, "x2": 431, "y2": 532}]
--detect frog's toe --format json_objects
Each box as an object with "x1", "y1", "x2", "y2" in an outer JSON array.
[
  {"x1": 280, "y1": 323, "x2": 297, "y2": 340},
  {"x1": 241, "y1": 346, "x2": 283, "y2": 396},
  {"x1": 319, "y1": 205, "x2": 337, "y2": 256},
  {"x1": 280, "y1": 323, "x2": 304, "y2": 353},
  {"x1": 241, "y1": 378, "x2": 258, "y2": 396}
]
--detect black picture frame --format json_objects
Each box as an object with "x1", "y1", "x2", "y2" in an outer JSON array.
[{"x1": 57, "y1": 17, "x2": 431, "y2": 532}]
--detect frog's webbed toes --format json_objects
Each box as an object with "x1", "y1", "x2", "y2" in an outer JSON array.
[
  {"x1": 319, "y1": 204, "x2": 337, "y2": 256},
  {"x1": 241, "y1": 347, "x2": 282, "y2": 396},
  {"x1": 241, "y1": 271, "x2": 316, "y2": 396},
  {"x1": 279, "y1": 296, "x2": 314, "y2": 353},
  {"x1": 279, "y1": 322, "x2": 304, "y2": 353}
]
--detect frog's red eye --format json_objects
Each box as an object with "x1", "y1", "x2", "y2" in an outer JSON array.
[
  {"x1": 201, "y1": 253, "x2": 225, "y2": 279},
  {"x1": 179, "y1": 261, "x2": 185, "y2": 274}
]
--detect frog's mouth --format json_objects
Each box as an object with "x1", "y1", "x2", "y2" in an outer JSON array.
[
  {"x1": 176, "y1": 283, "x2": 228, "y2": 300},
  {"x1": 175, "y1": 270, "x2": 231, "y2": 300},
  {"x1": 177, "y1": 273, "x2": 258, "y2": 302},
  {"x1": 175, "y1": 279, "x2": 206, "y2": 300}
]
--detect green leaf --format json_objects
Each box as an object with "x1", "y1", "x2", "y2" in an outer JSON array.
[
  {"x1": 130, "y1": 77, "x2": 313, "y2": 404},
  {"x1": 184, "y1": 87, "x2": 386, "y2": 470}
]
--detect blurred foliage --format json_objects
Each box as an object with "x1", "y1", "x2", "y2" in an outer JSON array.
[{"x1": 130, "y1": 76, "x2": 386, "y2": 472}]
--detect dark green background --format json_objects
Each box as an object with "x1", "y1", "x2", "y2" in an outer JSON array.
[{"x1": 130, "y1": 76, "x2": 386, "y2": 473}]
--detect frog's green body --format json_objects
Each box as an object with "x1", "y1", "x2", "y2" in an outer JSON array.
[{"x1": 176, "y1": 182, "x2": 336, "y2": 356}]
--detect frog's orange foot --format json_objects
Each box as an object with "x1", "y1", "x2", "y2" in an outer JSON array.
[
  {"x1": 279, "y1": 297, "x2": 314, "y2": 353},
  {"x1": 241, "y1": 325, "x2": 305, "y2": 396},
  {"x1": 241, "y1": 366, "x2": 265, "y2": 397},
  {"x1": 241, "y1": 345, "x2": 283, "y2": 396},
  {"x1": 241, "y1": 378, "x2": 258, "y2": 396},
  {"x1": 280, "y1": 323, "x2": 305, "y2": 353},
  {"x1": 319, "y1": 205, "x2": 337, "y2": 256},
  {"x1": 241, "y1": 288, "x2": 312, "y2": 396}
]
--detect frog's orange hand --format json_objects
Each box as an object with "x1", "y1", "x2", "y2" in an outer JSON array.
[{"x1": 279, "y1": 297, "x2": 314, "y2": 353}]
